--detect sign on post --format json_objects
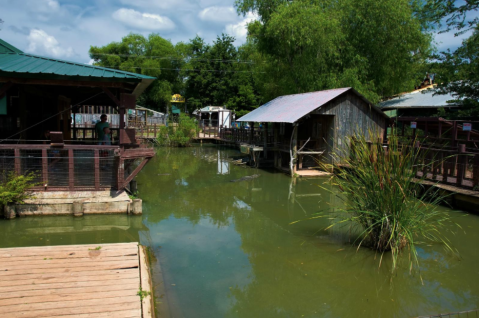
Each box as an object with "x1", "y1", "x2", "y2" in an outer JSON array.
[
  {"x1": 463, "y1": 123, "x2": 472, "y2": 131},
  {"x1": 410, "y1": 122, "x2": 417, "y2": 129},
  {"x1": 170, "y1": 94, "x2": 185, "y2": 103}
]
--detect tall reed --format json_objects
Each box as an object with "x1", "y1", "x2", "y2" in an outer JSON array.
[{"x1": 314, "y1": 133, "x2": 459, "y2": 277}]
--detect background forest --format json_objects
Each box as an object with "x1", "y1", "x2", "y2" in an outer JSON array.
[{"x1": 88, "y1": 0, "x2": 479, "y2": 119}]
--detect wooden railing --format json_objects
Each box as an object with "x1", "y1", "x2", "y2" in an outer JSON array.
[
  {"x1": 0, "y1": 144, "x2": 119, "y2": 191},
  {"x1": 359, "y1": 140, "x2": 479, "y2": 190}
]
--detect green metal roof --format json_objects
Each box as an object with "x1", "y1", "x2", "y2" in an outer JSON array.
[
  {"x1": 0, "y1": 39, "x2": 23, "y2": 54},
  {"x1": 171, "y1": 105, "x2": 181, "y2": 114},
  {"x1": 0, "y1": 38, "x2": 155, "y2": 82}
]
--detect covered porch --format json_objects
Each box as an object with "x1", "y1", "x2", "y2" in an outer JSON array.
[{"x1": 0, "y1": 38, "x2": 156, "y2": 192}]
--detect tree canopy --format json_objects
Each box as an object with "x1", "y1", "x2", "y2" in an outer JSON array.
[
  {"x1": 424, "y1": 0, "x2": 479, "y2": 118},
  {"x1": 90, "y1": 0, "x2": 441, "y2": 116},
  {"x1": 237, "y1": 0, "x2": 433, "y2": 103}
]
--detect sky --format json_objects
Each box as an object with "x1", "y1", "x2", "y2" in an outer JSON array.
[{"x1": 0, "y1": 0, "x2": 475, "y2": 64}]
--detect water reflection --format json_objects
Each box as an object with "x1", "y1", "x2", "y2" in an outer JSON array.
[
  {"x1": 0, "y1": 215, "x2": 144, "y2": 247},
  {"x1": 136, "y1": 146, "x2": 479, "y2": 318}
]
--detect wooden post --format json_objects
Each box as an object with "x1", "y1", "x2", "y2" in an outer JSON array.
[
  {"x1": 456, "y1": 144, "x2": 466, "y2": 187},
  {"x1": 248, "y1": 122, "x2": 254, "y2": 145},
  {"x1": 94, "y1": 150, "x2": 100, "y2": 191},
  {"x1": 68, "y1": 149, "x2": 74, "y2": 190},
  {"x1": 42, "y1": 149, "x2": 48, "y2": 187},
  {"x1": 438, "y1": 121, "x2": 442, "y2": 138},
  {"x1": 473, "y1": 154, "x2": 479, "y2": 188},
  {"x1": 14, "y1": 149, "x2": 20, "y2": 175},
  {"x1": 116, "y1": 158, "x2": 124, "y2": 190},
  {"x1": 119, "y1": 108, "x2": 125, "y2": 144},
  {"x1": 291, "y1": 124, "x2": 298, "y2": 177},
  {"x1": 154, "y1": 124, "x2": 157, "y2": 138},
  {"x1": 442, "y1": 151, "x2": 449, "y2": 184},
  {"x1": 263, "y1": 123, "x2": 268, "y2": 157},
  {"x1": 452, "y1": 121, "x2": 457, "y2": 147}
]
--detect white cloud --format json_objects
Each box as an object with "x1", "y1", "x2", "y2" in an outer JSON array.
[
  {"x1": 26, "y1": 29, "x2": 74, "y2": 58},
  {"x1": 112, "y1": 8, "x2": 175, "y2": 31},
  {"x1": 224, "y1": 12, "x2": 258, "y2": 43},
  {"x1": 119, "y1": 0, "x2": 197, "y2": 10},
  {"x1": 198, "y1": 6, "x2": 238, "y2": 23}
]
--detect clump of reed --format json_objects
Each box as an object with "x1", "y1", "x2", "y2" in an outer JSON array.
[{"x1": 315, "y1": 133, "x2": 459, "y2": 277}]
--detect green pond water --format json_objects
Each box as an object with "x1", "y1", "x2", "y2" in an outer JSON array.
[{"x1": 1, "y1": 145, "x2": 479, "y2": 317}]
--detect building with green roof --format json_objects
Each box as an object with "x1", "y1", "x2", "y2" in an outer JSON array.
[{"x1": 0, "y1": 38, "x2": 156, "y2": 192}]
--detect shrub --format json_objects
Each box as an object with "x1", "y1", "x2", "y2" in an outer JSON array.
[
  {"x1": 0, "y1": 172, "x2": 37, "y2": 206},
  {"x1": 157, "y1": 113, "x2": 199, "y2": 147},
  {"x1": 303, "y1": 133, "x2": 459, "y2": 278}
]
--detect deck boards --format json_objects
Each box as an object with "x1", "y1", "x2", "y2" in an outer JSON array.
[{"x1": 0, "y1": 242, "x2": 152, "y2": 318}]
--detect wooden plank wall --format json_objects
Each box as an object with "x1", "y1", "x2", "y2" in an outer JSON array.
[{"x1": 313, "y1": 92, "x2": 387, "y2": 162}]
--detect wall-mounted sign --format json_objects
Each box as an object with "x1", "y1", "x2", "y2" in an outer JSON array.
[
  {"x1": 410, "y1": 122, "x2": 417, "y2": 129},
  {"x1": 463, "y1": 123, "x2": 472, "y2": 131},
  {"x1": 171, "y1": 94, "x2": 185, "y2": 103}
]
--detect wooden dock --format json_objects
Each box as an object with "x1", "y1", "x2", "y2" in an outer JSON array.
[{"x1": 0, "y1": 242, "x2": 153, "y2": 318}]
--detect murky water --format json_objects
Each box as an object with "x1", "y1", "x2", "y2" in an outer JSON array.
[{"x1": 1, "y1": 145, "x2": 479, "y2": 317}]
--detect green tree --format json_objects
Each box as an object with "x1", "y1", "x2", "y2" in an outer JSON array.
[
  {"x1": 184, "y1": 35, "x2": 261, "y2": 115},
  {"x1": 236, "y1": 0, "x2": 433, "y2": 103},
  {"x1": 89, "y1": 33, "x2": 182, "y2": 113},
  {"x1": 425, "y1": 1, "x2": 479, "y2": 118}
]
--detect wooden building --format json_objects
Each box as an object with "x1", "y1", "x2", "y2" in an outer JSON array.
[
  {"x1": 236, "y1": 88, "x2": 388, "y2": 175},
  {"x1": 0, "y1": 38, "x2": 155, "y2": 192}
]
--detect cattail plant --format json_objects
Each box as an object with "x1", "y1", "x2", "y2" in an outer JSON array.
[{"x1": 299, "y1": 132, "x2": 460, "y2": 279}]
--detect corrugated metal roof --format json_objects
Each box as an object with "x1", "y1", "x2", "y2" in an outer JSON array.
[
  {"x1": 0, "y1": 39, "x2": 155, "y2": 81},
  {"x1": 237, "y1": 87, "x2": 375, "y2": 123},
  {"x1": 0, "y1": 39, "x2": 23, "y2": 54},
  {"x1": 379, "y1": 89, "x2": 458, "y2": 109}
]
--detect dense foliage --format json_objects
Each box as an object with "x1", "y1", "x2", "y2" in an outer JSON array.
[
  {"x1": 426, "y1": 1, "x2": 479, "y2": 118},
  {"x1": 157, "y1": 114, "x2": 199, "y2": 147},
  {"x1": 90, "y1": 34, "x2": 184, "y2": 113},
  {"x1": 0, "y1": 172, "x2": 37, "y2": 206},
  {"x1": 237, "y1": 0, "x2": 433, "y2": 103},
  {"x1": 89, "y1": 0, "x2": 437, "y2": 116},
  {"x1": 305, "y1": 133, "x2": 458, "y2": 277}
]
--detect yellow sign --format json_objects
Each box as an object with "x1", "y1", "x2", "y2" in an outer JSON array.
[{"x1": 171, "y1": 94, "x2": 185, "y2": 103}]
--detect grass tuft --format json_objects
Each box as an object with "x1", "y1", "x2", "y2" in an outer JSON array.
[{"x1": 310, "y1": 132, "x2": 461, "y2": 279}]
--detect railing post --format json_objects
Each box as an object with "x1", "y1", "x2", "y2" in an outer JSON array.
[
  {"x1": 14, "y1": 149, "x2": 21, "y2": 175},
  {"x1": 473, "y1": 154, "x2": 479, "y2": 189},
  {"x1": 94, "y1": 149, "x2": 100, "y2": 190},
  {"x1": 68, "y1": 149, "x2": 74, "y2": 190},
  {"x1": 456, "y1": 144, "x2": 466, "y2": 187},
  {"x1": 442, "y1": 151, "x2": 449, "y2": 184},
  {"x1": 42, "y1": 149, "x2": 48, "y2": 188},
  {"x1": 154, "y1": 124, "x2": 157, "y2": 138}
]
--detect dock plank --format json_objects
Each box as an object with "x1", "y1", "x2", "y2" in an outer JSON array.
[{"x1": 0, "y1": 243, "x2": 152, "y2": 318}]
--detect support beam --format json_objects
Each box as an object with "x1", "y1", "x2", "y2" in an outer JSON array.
[
  {"x1": 102, "y1": 88, "x2": 120, "y2": 106},
  {"x1": 122, "y1": 158, "x2": 150, "y2": 189}
]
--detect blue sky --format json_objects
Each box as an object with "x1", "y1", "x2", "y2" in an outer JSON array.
[{"x1": 0, "y1": 0, "x2": 475, "y2": 64}]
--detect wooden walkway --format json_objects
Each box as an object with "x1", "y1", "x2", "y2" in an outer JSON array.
[{"x1": 0, "y1": 242, "x2": 153, "y2": 318}]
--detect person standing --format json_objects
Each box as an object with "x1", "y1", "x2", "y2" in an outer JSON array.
[{"x1": 95, "y1": 114, "x2": 109, "y2": 144}]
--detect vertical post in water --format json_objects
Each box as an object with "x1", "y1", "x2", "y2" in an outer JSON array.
[{"x1": 291, "y1": 124, "x2": 298, "y2": 177}]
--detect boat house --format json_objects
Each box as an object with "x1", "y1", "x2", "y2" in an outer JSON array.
[
  {"x1": 236, "y1": 88, "x2": 388, "y2": 175},
  {"x1": 0, "y1": 38, "x2": 155, "y2": 193}
]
